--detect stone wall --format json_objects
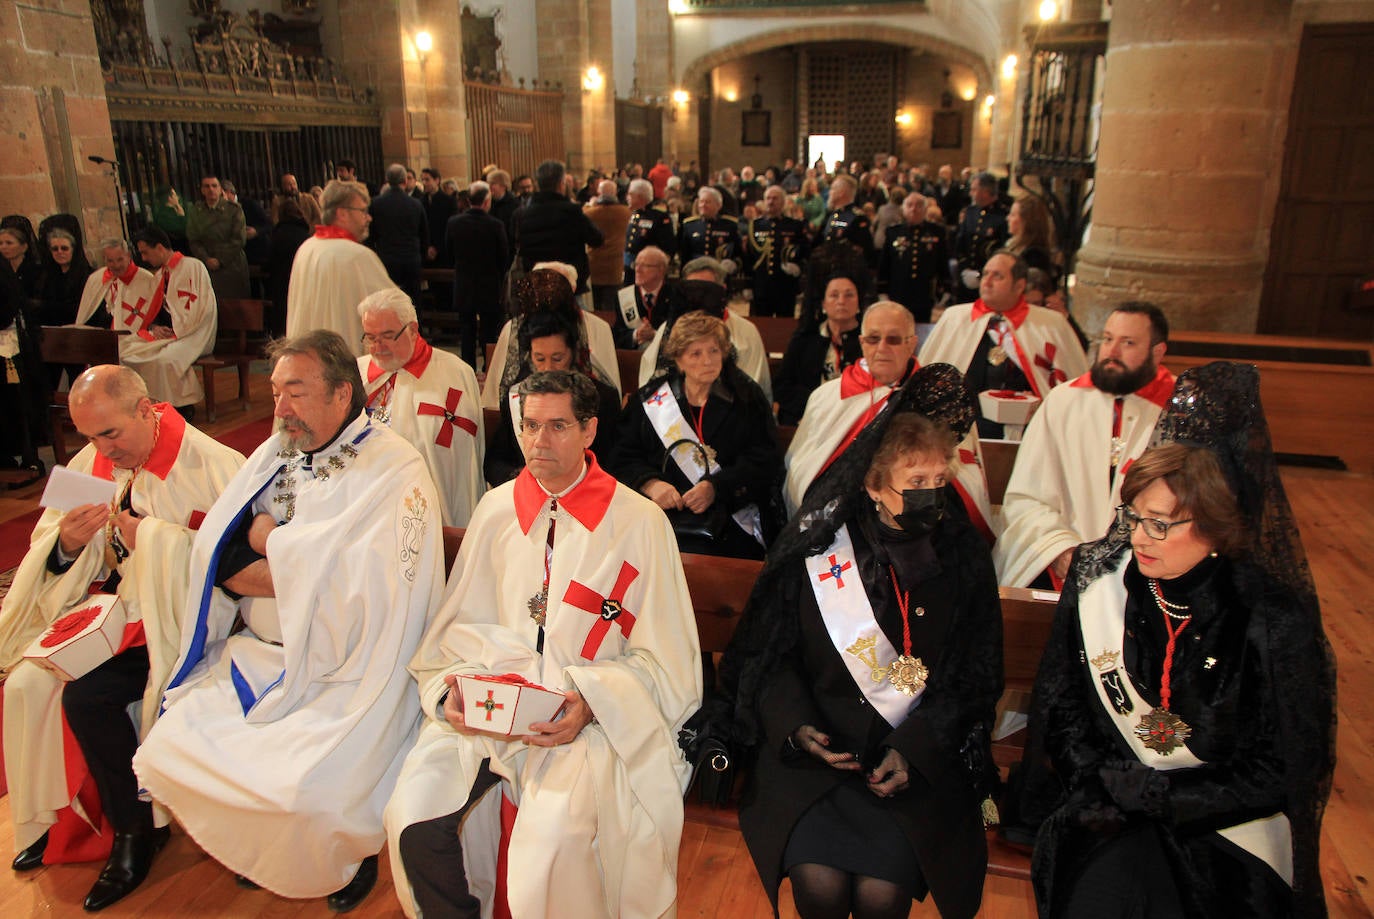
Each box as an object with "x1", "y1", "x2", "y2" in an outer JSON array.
[{"x1": 1, "y1": 0, "x2": 123, "y2": 250}]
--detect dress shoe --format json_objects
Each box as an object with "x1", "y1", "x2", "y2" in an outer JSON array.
[
  {"x1": 325, "y1": 854, "x2": 378, "y2": 913},
  {"x1": 82, "y1": 825, "x2": 170, "y2": 912},
  {"x1": 235, "y1": 874, "x2": 261, "y2": 889},
  {"x1": 11, "y1": 831, "x2": 48, "y2": 871}
]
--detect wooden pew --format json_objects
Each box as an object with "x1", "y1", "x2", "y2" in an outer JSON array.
[
  {"x1": 39, "y1": 325, "x2": 125, "y2": 466},
  {"x1": 195, "y1": 298, "x2": 265, "y2": 423},
  {"x1": 981, "y1": 438, "x2": 1020, "y2": 507},
  {"x1": 746, "y1": 314, "x2": 798, "y2": 359}
]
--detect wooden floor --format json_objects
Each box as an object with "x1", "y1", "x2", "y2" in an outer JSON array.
[{"x1": 1, "y1": 370, "x2": 1371, "y2": 918}]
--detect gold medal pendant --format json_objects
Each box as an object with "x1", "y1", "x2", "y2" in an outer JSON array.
[
  {"x1": 527, "y1": 587, "x2": 548, "y2": 628},
  {"x1": 887, "y1": 654, "x2": 929, "y2": 696},
  {"x1": 1134, "y1": 706, "x2": 1191, "y2": 754},
  {"x1": 987, "y1": 345, "x2": 1008, "y2": 367}
]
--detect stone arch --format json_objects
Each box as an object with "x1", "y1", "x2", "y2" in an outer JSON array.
[{"x1": 678, "y1": 23, "x2": 994, "y2": 96}]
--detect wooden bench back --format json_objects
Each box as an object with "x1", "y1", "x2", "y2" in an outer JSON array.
[
  {"x1": 981, "y1": 438, "x2": 1020, "y2": 507},
  {"x1": 38, "y1": 325, "x2": 122, "y2": 367},
  {"x1": 215, "y1": 298, "x2": 266, "y2": 358},
  {"x1": 746, "y1": 315, "x2": 798, "y2": 356}
]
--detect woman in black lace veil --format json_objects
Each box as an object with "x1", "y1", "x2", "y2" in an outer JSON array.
[
  {"x1": 1019, "y1": 361, "x2": 1336, "y2": 918},
  {"x1": 684, "y1": 363, "x2": 1003, "y2": 918},
  {"x1": 492, "y1": 267, "x2": 618, "y2": 405}
]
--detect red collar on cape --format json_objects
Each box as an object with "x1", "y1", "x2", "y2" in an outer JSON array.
[
  {"x1": 365, "y1": 335, "x2": 433, "y2": 383},
  {"x1": 314, "y1": 224, "x2": 359, "y2": 243},
  {"x1": 90, "y1": 403, "x2": 186, "y2": 481},
  {"x1": 839, "y1": 357, "x2": 918, "y2": 399},
  {"x1": 970, "y1": 297, "x2": 1030, "y2": 329},
  {"x1": 1070, "y1": 363, "x2": 1176, "y2": 408},
  {"x1": 513, "y1": 451, "x2": 616, "y2": 535},
  {"x1": 102, "y1": 261, "x2": 139, "y2": 286}
]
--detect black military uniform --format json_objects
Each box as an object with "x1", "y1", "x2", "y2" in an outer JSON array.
[
  {"x1": 953, "y1": 201, "x2": 1008, "y2": 301},
  {"x1": 879, "y1": 219, "x2": 950, "y2": 323},
  {"x1": 623, "y1": 204, "x2": 677, "y2": 284},
  {"x1": 816, "y1": 203, "x2": 875, "y2": 269},
  {"x1": 741, "y1": 213, "x2": 810, "y2": 318},
  {"x1": 678, "y1": 212, "x2": 741, "y2": 268}
]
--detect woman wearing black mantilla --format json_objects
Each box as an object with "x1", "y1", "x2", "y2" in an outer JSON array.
[
  {"x1": 685, "y1": 363, "x2": 1003, "y2": 919},
  {"x1": 1020, "y1": 362, "x2": 1336, "y2": 918}
]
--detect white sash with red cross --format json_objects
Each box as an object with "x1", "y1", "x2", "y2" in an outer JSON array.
[
  {"x1": 641, "y1": 380, "x2": 764, "y2": 545},
  {"x1": 805, "y1": 525, "x2": 921, "y2": 728},
  {"x1": 1077, "y1": 554, "x2": 1293, "y2": 885}
]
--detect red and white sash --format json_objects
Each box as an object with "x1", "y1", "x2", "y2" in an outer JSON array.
[
  {"x1": 1077, "y1": 554, "x2": 1293, "y2": 884},
  {"x1": 641, "y1": 380, "x2": 763, "y2": 545},
  {"x1": 805, "y1": 525, "x2": 923, "y2": 728}
]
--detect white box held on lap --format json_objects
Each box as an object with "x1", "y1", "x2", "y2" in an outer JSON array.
[
  {"x1": 458, "y1": 673, "x2": 567, "y2": 736},
  {"x1": 978, "y1": 389, "x2": 1040, "y2": 426},
  {"x1": 23, "y1": 594, "x2": 127, "y2": 681}
]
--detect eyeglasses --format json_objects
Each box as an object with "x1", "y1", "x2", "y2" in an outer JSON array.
[
  {"x1": 518, "y1": 418, "x2": 584, "y2": 438},
  {"x1": 1115, "y1": 504, "x2": 1194, "y2": 540},
  {"x1": 360, "y1": 329, "x2": 408, "y2": 346},
  {"x1": 860, "y1": 334, "x2": 914, "y2": 347},
  {"x1": 50, "y1": 245, "x2": 72, "y2": 252}
]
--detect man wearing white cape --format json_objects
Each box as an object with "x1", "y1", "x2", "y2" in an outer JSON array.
[
  {"x1": 133, "y1": 331, "x2": 444, "y2": 912},
  {"x1": 357, "y1": 288, "x2": 485, "y2": 527},
  {"x1": 995, "y1": 304, "x2": 1175, "y2": 587},
  {"x1": 636, "y1": 257, "x2": 772, "y2": 401},
  {"x1": 0, "y1": 366, "x2": 242, "y2": 911},
  {"x1": 918, "y1": 251, "x2": 1087, "y2": 439},
  {"x1": 75, "y1": 238, "x2": 157, "y2": 359},
  {"x1": 116, "y1": 227, "x2": 219, "y2": 412},
  {"x1": 285, "y1": 180, "x2": 394, "y2": 357},
  {"x1": 385, "y1": 370, "x2": 702, "y2": 919},
  {"x1": 786, "y1": 301, "x2": 996, "y2": 541}
]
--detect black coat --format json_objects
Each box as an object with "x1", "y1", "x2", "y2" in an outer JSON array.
[
  {"x1": 265, "y1": 217, "x2": 312, "y2": 334},
  {"x1": 738, "y1": 505, "x2": 1002, "y2": 919},
  {"x1": 446, "y1": 210, "x2": 509, "y2": 311},
  {"x1": 368, "y1": 187, "x2": 428, "y2": 269},
  {"x1": 609, "y1": 280, "x2": 682, "y2": 349},
  {"x1": 879, "y1": 220, "x2": 950, "y2": 323},
  {"x1": 771, "y1": 323, "x2": 862, "y2": 426},
  {"x1": 512, "y1": 193, "x2": 603, "y2": 293},
  {"x1": 422, "y1": 191, "x2": 457, "y2": 266}
]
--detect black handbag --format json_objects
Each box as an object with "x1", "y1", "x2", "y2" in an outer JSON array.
[
  {"x1": 661, "y1": 438, "x2": 730, "y2": 541},
  {"x1": 679, "y1": 724, "x2": 735, "y2": 807}
]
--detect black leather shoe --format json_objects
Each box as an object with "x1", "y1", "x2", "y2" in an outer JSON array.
[
  {"x1": 82, "y1": 825, "x2": 170, "y2": 912},
  {"x1": 325, "y1": 854, "x2": 378, "y2": 913},
  {"x1": 11, "y1": 831, "x2": 48, "y2": 871},
  {"x1": 235, "y1": 874, "x2": 261, "y2": 889}
]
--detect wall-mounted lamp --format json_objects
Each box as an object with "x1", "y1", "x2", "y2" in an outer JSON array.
[
  {"x1": 672, "y1": 89, "x2": 690, "y2": 106},
  {"x1": 582, "y1": 65, "x2": 605, "y2": 93},
  {"x1": 721, "y1": 86, "x2": 738, "y2": 103},
  {"x1": 984, "y1": 94, "x2": 996, "y2": 108},
  {"x1": 894, "y1": 112, "x2": 913, "y2": 127},
  {"x1": 960, "y1": 86, "x2": 977, "y2": 102},
  {"x1": 414, "y1": 30, "x2": 433, "y2": 66},
  {"x1": 1002, "y1": 54, "x2": 1018, "y2": 80},
  {"x1": 668, "y1": 0, "x2": 689, "y2": 13},
  {"x1": 1039, "y1": 0, "x2": 1059, "y2": 21}
]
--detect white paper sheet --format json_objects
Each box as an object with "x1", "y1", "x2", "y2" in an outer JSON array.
[{"x1": 40, "y1": 464, "x2": 118, "y2": 512}]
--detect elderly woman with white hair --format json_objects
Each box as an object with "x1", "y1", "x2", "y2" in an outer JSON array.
[
  {"x1": 356, "y1": 286, "x2": 485, "y2": 527},
  {"x1": 480, "y1": 263, "x2": 621, "y2": 409}
]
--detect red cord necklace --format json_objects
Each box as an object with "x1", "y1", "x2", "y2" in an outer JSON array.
[
  {"x1": 885, "y1": 565, "x2": 928, "y2": 696},
  {"x1": 1134, "y1": 578, "x2": 1194, "y2": 754}
]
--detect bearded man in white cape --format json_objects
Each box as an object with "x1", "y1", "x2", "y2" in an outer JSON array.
[
  {"x1": 918, "y1": 251, "x2": 1087, "y2": 439},
  {"x1": 116, "y1": 226, "x2": 219, "y2": 414},
  {"x1": 357, "y1": 287, "x2": 485, "y2": 527},
  {"x1": 286, "y1": 180, "x2": 394, "y2": 357},
  {"x1": 786, "y1": 301, "x2": 995, "y2": 541},
  {"x1": 133, "y1": 330, "x2": 445, "y2": 912},
  {"x1": 636, "y1": 256, "x2": 772, "y2": 401},
  {"x1": 995, "y1": 303, "x2": 1176, "y2": 587},
  {"x1": 384, "y1": 370, "x2": 702, "y2": 919},
  {"x1": 0, "y1": 366, "x2": 242, "y2": 910}
]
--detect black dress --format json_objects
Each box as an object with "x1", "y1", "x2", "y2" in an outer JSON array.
[
  {"x1": 607, "y1": 365, "x2": 783, "y2": 559},
  {"x1": 1026, "y1": 547, "x2": 1300, "y2": 918},
  {"x1": 739, "y1": 499, "x2": 1002, "y2": 918}
]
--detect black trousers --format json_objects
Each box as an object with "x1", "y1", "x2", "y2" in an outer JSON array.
[
  {"x1": 62, "y1": 645, "x2": 153, "y2": 835},
  {"x1": 396, "y1": 760, "x2": 502, "y2": 919}
]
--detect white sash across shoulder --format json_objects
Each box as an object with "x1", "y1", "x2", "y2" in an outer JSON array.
[
  {"x1": 1077, "y1": 554, "x2": 1293, "y2": 885},
  {"x1": 641, "y1": 380, "x2": 764, "y2": 545},
  {"x1": 805, "y1": 525, "x2": 923, "y2": 729}
]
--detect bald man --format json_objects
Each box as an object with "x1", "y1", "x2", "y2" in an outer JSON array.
[{"x1": 0, "y1": 366, "x2": 243, "y2": 910}]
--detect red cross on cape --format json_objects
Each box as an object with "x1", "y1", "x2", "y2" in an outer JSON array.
[
  {"x1": 563, "y1": 561, "x2": 639, "y2": 660},
  {"x1": 416, "y1": 387, "x2": 478, "y2": 448},
  {"x1": 120, "y1": 296, "x2": 156, "y2": 333}
]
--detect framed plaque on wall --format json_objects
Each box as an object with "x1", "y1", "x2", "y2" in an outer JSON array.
[
  {"x1": 932, "y1": 110, "x2": 963, "y2": 149},
  {"x1": 742, "y1": 110, "x2": 771, "y2": 147}
]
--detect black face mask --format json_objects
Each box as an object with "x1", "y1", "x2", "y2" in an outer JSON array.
[{"x1": 890, "y1": 486, "x2": 945, "y2": 536}]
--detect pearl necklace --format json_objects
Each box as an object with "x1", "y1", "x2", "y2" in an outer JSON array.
[{"x1": 1147, "y1": 578, "x2": 1191, "y2": 621}]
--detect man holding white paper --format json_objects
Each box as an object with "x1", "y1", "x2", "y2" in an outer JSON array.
[
  {"x1": 385, "y1": 370, "x2": 703, "y2": 919},
  {"x1": 0, "y1": 365, "x2": 242, "y2": 910}
]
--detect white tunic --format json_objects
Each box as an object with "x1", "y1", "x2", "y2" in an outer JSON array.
[
  {"x1": 286, "y1": 231, "x2": 395, "y2": 357},
  {"x1": 116, "y1": 254, "x2": 219, "y2": 407},
  {"x1": 133, "y1": 413, "x2": 445, "y2": 898},
  {"x1": 0, "y1": 409, "x2": 242, "y2": 854},
  {"x1": 783, "y1": 362, "x2": 996, "y2": 540},
  {"x1": 994, "y1": 367, "x2": 1175, "y2": 586},
  {"x1": 638, "y1": 310, "x2": 772, "y2": 401},
  {"x1": 360, "y1": 339, "x2": 485, "y2": 527},
  {"x1": 918, "y1": 299, "x2": 1088, "y2": 400},
  {"x1": 480, "y1": 311, "x2": 621, "y2": 409},
  {"x1": 384, "y1": 457, "x2": 702, "y2": 919}
]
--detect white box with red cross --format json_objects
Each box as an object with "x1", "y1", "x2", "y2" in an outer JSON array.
[
  {"x1": 458, "y1": 673, "x2": 567, "y2": 736},
  {"x1": 24, "y1": 594, "x2": 127, "y2": 682}
]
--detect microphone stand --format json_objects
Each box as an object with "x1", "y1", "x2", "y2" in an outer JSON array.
[{"x1": 94, "y1": 160, "x2": 132, "y2": 243}]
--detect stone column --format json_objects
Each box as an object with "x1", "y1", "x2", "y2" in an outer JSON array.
[
  {"x1": 537, "y1": 0, "x2": 616, "y2": 174},
  {"x1": 0, "y1": 0, "x2": 123, "y2": 247},
  {"x1": 416, "y1": 0, "x2": 471, "y2": 182},
  {"x1": 1073, "y1": 0, "x2": 1294, "y2": 333}
]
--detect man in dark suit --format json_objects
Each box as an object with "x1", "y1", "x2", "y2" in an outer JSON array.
[
  {"x1": 368, "y1": 163, "x2": 428, "y2": 304},
  {"x1": 953, "y1": 171, "x2": 1009, "y2": 302},
  {"x1": 623, "y1": 178, "x2": 676, "y2": 284},
  {"x1": 511, "y1": 160, "x2": 603, "y2": 296},
  {"x1": 611, "y1": 245, "x2": 680, "y2": 349},
  {"x1": 446, "y1": 180, "x2": 509, "y2": 368}
]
